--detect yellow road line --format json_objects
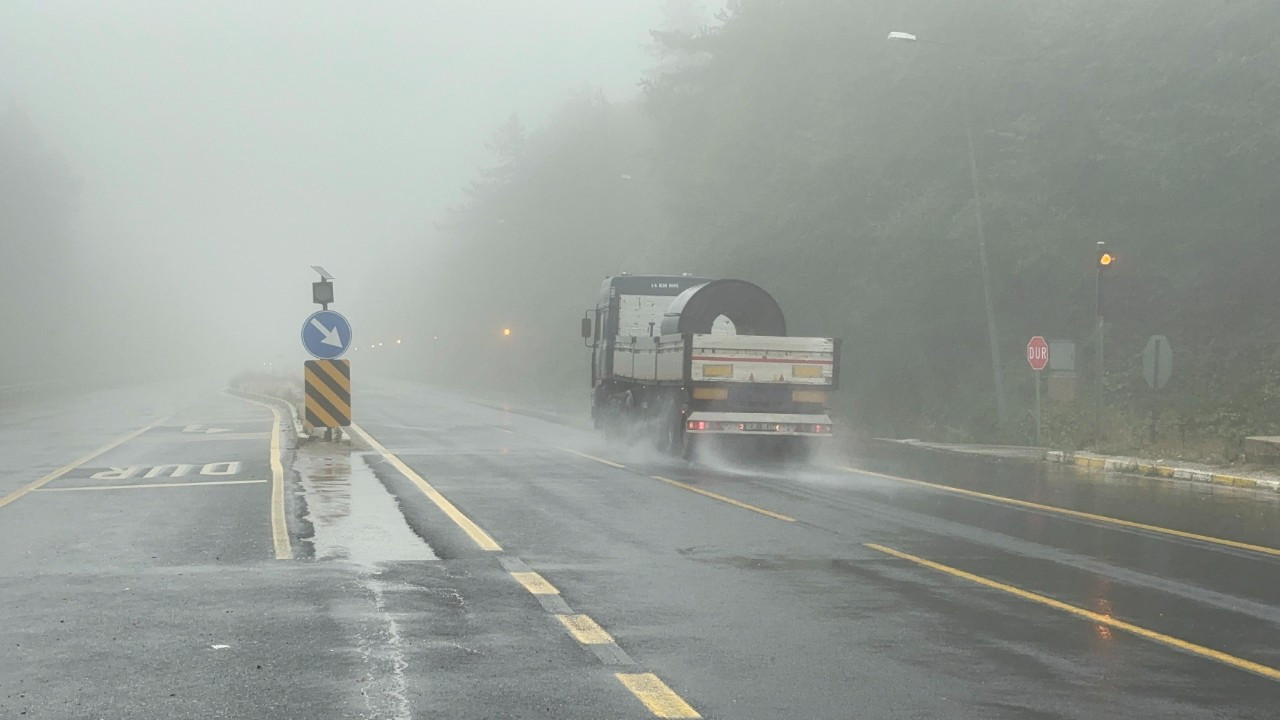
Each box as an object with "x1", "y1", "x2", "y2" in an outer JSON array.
[
  {"x1": 559, "y1": 447, "x2": 626, "y2": 469},
  {"x1": 353, "y1": 423, "x2": 503, "y2": 552},
  {"x1": 556, "y1": 614, "x2": 615, "y2": 645},
  {"x1": 0, "y1": 418, "x2": 167, "y2": 509},
  {"x1": 555, "y1": 445, "x2": 793, "y2": 522},
  {"x1": 846, "y1": 466, "x2": 1280, "y2": 558},
  {"x1": 652, "y1": 476, "x2": 795, "y2": 522},
  {"x1": 615, "y1": 673, "x2": 701, "y2": 719},
  {"x1": 510, "y1": 571, "x2": 559, "y2": 595},
  {"x1": 35, "y1": 479, "x2": 267, "y2": 492},
  {"x1": 865, "y1": 542, "x2": 1280, "y2": 682},
  {"x1": 233, "y1": 394, "x2": 293, "y2": 560}
]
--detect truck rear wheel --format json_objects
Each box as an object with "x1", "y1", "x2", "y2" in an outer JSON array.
[{"x1": 657, "y1": 399, "x2": 684, "y2": 456}]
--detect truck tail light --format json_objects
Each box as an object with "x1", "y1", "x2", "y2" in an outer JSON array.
[
  {"x1": 688, "y1": 420, "x2": 707, "y2": 431},
  {"x1": 812, "y1": 424, "x2": 832, "y2": 434}
]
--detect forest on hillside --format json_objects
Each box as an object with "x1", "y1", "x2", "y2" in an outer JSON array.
[{"x1": 397, "y1": 0, "x2": 1280, "y2": 459}]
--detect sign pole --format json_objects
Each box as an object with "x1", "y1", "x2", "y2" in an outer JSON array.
[
  {"x1": 1150, "y1": 337, "x2": 1160, "y2": 443},
  {"x1": 1026, "y1": 336, "x2": 1049, "y2": 446},
  {"x1": 1142, "y1": 335, "x2": 1172, "y2": 444},
  {"x1": 1035, "y1": 369, "x2": 1042, "y2": 446},
  {"x1": 304, "y1": 266, "x2": 349, "y2": 442}
]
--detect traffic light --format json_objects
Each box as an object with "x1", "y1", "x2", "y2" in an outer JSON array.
[{"x1": 1097, "y1": 244, "x2": 1115, "y2": 269}]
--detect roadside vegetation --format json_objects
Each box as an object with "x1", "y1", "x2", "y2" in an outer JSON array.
[{"x1": 403, "y1": 0, "x2": 1280, "y2": 462}]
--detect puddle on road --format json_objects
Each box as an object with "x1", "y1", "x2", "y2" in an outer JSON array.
[{"x1": 295, "y1": 445, "x2": 437, "y2": 567}]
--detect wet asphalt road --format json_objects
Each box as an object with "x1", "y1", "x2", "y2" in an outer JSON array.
[{"x1": 4, "y1": 378, "x2": 1280, "y2": 718}]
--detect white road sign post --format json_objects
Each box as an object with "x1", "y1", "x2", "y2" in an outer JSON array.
[
  {"x1": 1142, "y1": 335, "x2": 1173, "y2": 442},
  {"x1": 1027, "y1": 337, "x2": 1049, "y2": 445}
]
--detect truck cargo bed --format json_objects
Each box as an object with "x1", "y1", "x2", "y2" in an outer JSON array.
[{"x1": 610, "y1": 333, "x2": 839, "y2": 387}]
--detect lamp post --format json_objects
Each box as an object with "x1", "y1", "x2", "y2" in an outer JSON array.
[{"x1": 888, "y1": 31, "x2": 1007, "y2": 426}]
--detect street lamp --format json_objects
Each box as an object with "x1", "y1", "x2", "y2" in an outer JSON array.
[{"x1": 888, "y1": 30, "x2": 1008, "y2": 426}]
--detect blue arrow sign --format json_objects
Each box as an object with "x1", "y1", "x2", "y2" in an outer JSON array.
[{"x1": 301, "y1": 310, "x2": 352, "y2": 359}]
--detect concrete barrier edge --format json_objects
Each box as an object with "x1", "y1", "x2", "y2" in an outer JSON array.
[{"x1": 1044, "y1": 449, "x2": 1280, "y2": 493}]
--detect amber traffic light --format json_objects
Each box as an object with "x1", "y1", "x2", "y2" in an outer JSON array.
[{"x1": 1097, "y1": 244, "x2": 1116, "y2": 269}]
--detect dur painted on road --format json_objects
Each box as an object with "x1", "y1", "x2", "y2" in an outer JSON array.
[
  {"x1": 0, "y1": 418, "x2": 167, "y2": 509},
  {"x1": 35, "y1": 479, "x2": 265, "y2": 492}
]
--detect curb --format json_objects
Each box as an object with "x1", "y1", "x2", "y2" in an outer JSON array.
[
  {"x1": 1044, "y1": 450, "x2": 1280, "y2": 493},
  {"x1": 226, "y1": 387, "x2": 306, "y2": 438}
]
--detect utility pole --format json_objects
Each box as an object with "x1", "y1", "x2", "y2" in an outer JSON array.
[
  {"x1": 887, "y1": 30, "x2": 1007, "y2": 426},
  {"x1": 966, "y1": 109, "x2": 1006, "y2": 426},
  {"x1": 1094, "y1": 242, "x2": 1115, "y2": 444}
]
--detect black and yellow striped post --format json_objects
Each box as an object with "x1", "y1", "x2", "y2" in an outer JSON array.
[{"x1": 304, "y1": 359, "x2": 351, "y2": 430}]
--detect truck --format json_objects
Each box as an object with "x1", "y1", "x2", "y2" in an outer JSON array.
[{"x1": 580, "y1": 274, "x2": 840, "y2": 459}]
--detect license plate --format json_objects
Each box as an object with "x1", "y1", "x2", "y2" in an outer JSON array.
[{"x1": 742, "y1": 422, "x2": 777, "y2": 432}]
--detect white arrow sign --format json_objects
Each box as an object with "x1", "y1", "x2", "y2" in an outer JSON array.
[{"x1": 310, "y1": 318, "x2": 344, "y2": 347}]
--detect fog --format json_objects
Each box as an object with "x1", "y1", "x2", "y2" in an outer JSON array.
[
  {"x1": 6, "y1": 1, "x2": 1280, "y2": 456},
  {"x1": 0, "y1": 1, "x2": 713, "y2": 382}
]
